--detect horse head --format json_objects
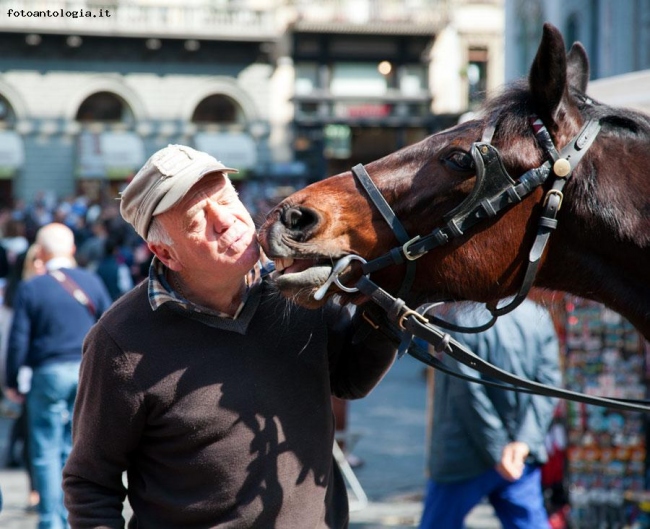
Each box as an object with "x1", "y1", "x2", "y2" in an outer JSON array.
[{"x1": 259, "y1": 23, "x2": 650, "y2": 338}]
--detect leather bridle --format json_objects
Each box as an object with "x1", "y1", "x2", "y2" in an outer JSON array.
[
  {"x1": 315, "y1": 115, "x2": 650, "y2": 413},
  {"x1": 356, "y1": 115, "x2": 601, "y2": 331}
]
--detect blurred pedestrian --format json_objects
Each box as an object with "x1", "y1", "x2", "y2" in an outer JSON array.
[
  {"x1": 95, "y1": 237, "x2": 134, "y2": 301},
  {"x1": 0, "y1": 217, "x2": 29, "y2": 267},
  {"x1": 62, "y1": 144, "x2": 397, "y2": 528},
  {"x1": 0, "y1": 242, "x2": 8, "y2": 279},
  {"x1": 420, "y1": 299, "x2": 560, "y2": 529},
  {"x1": 74, "y1": 219, "x2": 108, "y2": 271},
  {"x1": 3, "y1": 242, "x2": 46, "y2": 513},
  {"x1": 4, "y1": 223, "x2": 112, "y2": 529}
]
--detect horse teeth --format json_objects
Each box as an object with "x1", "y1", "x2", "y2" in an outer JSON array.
[{"x1": 274, "y1": 258, "x2": 294, "y2": 272}]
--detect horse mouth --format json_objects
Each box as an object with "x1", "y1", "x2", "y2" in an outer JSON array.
[
  {"x1": 270, "y1": 256, "x2": 367, "y2": 308},
  {"x1": 270, "y1": 258, "x2": 333, "y2": 304}
]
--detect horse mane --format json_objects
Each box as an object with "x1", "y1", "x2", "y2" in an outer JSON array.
[
  {"x1": 480, "y1": 78, "x2": 650, "y2": 143},
  {"x1": 579, "y1": 94, "x2": 650, "y2": 140},
  {"x1": 473, "y1": 78, "x2": 650, "y2": 249}
]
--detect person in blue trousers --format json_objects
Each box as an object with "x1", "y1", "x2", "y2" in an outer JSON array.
[
  {"x1": 4, "y1": 223, "x2": 112, "y2": 529},
  {"x1": 419, "y1": 299, "x2": 560, "y2": 529}
]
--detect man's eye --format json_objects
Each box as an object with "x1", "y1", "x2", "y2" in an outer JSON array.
[{"x1": 443, "y1": 151, "x2": 474, "y2": 172}]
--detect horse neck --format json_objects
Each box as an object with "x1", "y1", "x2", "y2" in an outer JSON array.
[{"x1": 545, "y1": 133, "x2": 650, "y2": 339}]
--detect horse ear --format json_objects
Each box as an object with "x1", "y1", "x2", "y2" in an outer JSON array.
[
  {"x1": 528, "y1": 23, "x2": 568, "y2": 127},
  {"x1": 567, "y1": 42, "x2": 590, "y2": 92}
]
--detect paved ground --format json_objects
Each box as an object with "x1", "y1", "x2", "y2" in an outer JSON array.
[
  {"x1": 0, "y1": 355, "x2": 500, "y2": 528},
  {"x1": 343, "y1": 354, "x2": 500, "y2": 529}
]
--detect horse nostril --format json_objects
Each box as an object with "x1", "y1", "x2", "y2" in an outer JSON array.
[{"x1": 281, "y1": 206, "x2": 318, "y2": 232}]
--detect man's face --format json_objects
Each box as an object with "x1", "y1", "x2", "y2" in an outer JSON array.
[{"x1": 156, "y1": 172, "x2": 260, "y2": 279}]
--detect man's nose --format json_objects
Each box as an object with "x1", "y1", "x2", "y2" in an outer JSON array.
[{"x1": 208, "y1": 203, "x2": 236, "y2": 233}]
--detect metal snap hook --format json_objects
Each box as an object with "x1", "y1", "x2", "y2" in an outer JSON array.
[{"x1": 313, "y1": 255, "x2": 367, "y2": 300}]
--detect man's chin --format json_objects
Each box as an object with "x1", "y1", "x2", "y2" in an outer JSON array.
[{"x1": 241, "y1": 244, "x2": 261, "y2": 269}]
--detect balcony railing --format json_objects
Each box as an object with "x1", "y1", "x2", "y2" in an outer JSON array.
[
  {"x1": 0, "y1": 1, "x2": 280, "y2": 40},
  {"x1": 290, "y1": 0, "x2": 449, "y2": 30},
  {"x1": 0, "y1": 0, "x2": 449, "y2": 39}
]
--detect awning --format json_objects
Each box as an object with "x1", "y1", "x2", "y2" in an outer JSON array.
[
  {"x1": 194, "y1": 132, "x2": 258, "y2": 177},
  {"x1": 0, "y1": 130, "x2": 25, "y2": 179},
  {"x1": 77, "y1": 130, "x2": 146, "y2": 180},
  {"x1": 588, "y1": 69, "x2": 650, "y2": 115}
]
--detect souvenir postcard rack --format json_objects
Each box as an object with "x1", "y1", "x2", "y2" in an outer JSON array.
[{"x1": 560, "y1": 297, "x2": 649, "y2": 528}]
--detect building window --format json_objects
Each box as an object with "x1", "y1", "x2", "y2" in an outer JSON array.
[
  {"x1": 296, "y1": 62, "x2": 319, "y2": 95},
  {"x1": 399, "y1": 65, "x2": 426, "y2": 96},
  {"x1": 467, "y1": 48, "x2": 488, "y2": 109},
  {"x1": 330, "y1": 63, "x2": 388, "y2": 96},
  {"x1": 76, "y1": 92, "x2": 132, "y2": 123},
  {"x1": 192, "y1": 94, "x2": 242, "y2": 124},
  {"x1": 566, "y1": 13, "x2": 579, "y2": 48},
  {"x1": 515, "y1": 0, "x2": 544, "y2": 77}
]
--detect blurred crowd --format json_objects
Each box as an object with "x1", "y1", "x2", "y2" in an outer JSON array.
[{"x1": 0, "y1": 191, "x2": 152, "y2": 303}]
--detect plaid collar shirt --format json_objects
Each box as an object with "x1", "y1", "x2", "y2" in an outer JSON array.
[{"x1": 148, "y1": 256, "x2": 268, "y2": 320}]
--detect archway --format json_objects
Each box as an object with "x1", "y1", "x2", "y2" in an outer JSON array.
[
  {"x1": 0, "y1": 94, "x2": 23, "y2": 207},
  {"x1": 191, "y1": 94, "x2": 244, "y2": 125},
  {"x1": 75, "y1": 91, "x2": 143, "y2": 200},
  {"x1": 76, "y1": 91, "x2": 134, "y2": 123}
]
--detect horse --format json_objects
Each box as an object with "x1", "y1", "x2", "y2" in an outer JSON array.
[{"x1": 258, "y1": 23, "x2": 650, "y2": 341}]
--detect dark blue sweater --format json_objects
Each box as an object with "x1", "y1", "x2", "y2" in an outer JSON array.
[{"x1": 5, "y1": 267, "x2": 112, "y2": 390}]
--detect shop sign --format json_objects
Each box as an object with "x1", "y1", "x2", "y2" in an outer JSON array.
[
  {"x1": 194, "y1": 132, "x2": 257, "y2": 175},
  {"x1": 345, "y1": 104, "x2": 391, "y2": 119},
  {"x1": 323, "y1": 124, "x2": 351, "y2": 159},
  {"x1": 77, "y1": 131, "x2": 146, "y2": 180}
]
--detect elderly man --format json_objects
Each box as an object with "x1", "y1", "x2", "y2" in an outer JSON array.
[
  {"x1": 5, "y1": 222, "x2": 112, "y2": 529},
  {"x1": 63, "y1": 145, "x2": 397, "y2": 528}
]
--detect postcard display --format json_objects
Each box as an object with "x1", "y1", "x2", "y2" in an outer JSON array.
[{"x1": 562, "y1": 297, "x2": 650, "y2": 528}]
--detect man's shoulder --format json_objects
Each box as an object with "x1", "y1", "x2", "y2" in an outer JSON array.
[
  {"x1": 16, "y1": 272, "x2": 55, "y2": 295},
  {"x1": 100, "y1": 281, "x2": 148, "y2": 322},
  {"x1": 63, "y1": 266, "x2": 104, "y2": 283},
  {"x1": 90, "y1": 282, "x2": 150, "y2": 341}
]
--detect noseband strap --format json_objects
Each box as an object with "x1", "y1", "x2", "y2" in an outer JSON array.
[{"x1": 351, "y1": 163, "x2": 416, "y2": 299}]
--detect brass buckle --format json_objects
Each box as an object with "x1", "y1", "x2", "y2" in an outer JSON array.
[
  {"x1": 543, "y1": 189, "x2": 564, "y2": 210},
  {"x1": 398, "y1": 309, "x2": 429, "y2": 331},
  {"x1": 402, "y1": 235, "x2": 424, "y2": 261},
  {"x1": 361, "y1": 311, "x2": 380, "y2": 330}
]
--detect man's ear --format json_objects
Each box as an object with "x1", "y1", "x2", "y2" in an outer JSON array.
[{"x1": 148, "y1": 242, "x2": 182, "y2": 272}]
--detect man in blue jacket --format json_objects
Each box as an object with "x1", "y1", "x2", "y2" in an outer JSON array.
[
  {"x1": 4, "y1": 222, "x2": 112, "y2": 529},
  {"x1": 419, "y1": 299, "x2": 560, "y2": 529}
]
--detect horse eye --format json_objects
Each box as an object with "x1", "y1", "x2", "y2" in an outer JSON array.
[{"x1": 443, "y1": 151, "x2": 474, "y2": 172}]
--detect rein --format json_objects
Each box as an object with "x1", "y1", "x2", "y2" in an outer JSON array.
[{"x1": 317, "y1": 115, "x2": 650, "y2": 413}]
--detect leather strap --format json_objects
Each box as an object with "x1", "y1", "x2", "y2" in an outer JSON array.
[
  {"x1": 355, "y1": 275, "x2": 650, "y2": 412},
  {"x1": 352, "y1": 163, "x2": 416, "y2": 299},
  {"x1": 50, "y1": 269, "x2": 97, "y2": 318},
  {"x1": 404, "y1": 315, "x2": 650, "y2": 413}
]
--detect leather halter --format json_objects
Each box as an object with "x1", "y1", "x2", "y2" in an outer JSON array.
[{"x1": 317, "y1": 115, "x2": 650, "y2": 412}]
